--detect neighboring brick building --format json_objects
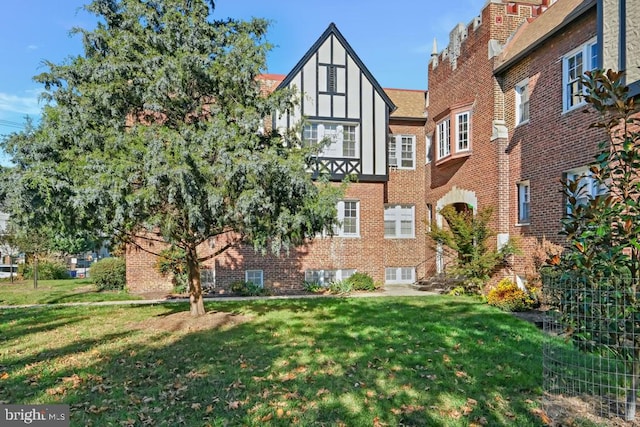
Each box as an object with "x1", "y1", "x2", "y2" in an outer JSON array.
[{"x1": 126, "y1": 24, "x2": 427, "y2": 293}]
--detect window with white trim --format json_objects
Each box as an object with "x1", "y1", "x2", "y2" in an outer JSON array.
[
  {"x1": 455, "y1": 112, "x2": 470, "y2": 152},
  {"x1": 515, "y1": 79, "x2": 530, "y2": 124},
  {"x1": 302, "y1": 122, "x2": 359, "y2": 158},
  {"x1": 517, "y1": 181, "x2": 530, "y2": 224},
  {"x1": 305, "y1": 269, "x2": 355, "y2": 285},
  {"x1": 437, "y1": 118, "x2": 450, "y2": 159},
  {"x1": 565, "y1": 166, "x2": 607, "y2": 214},
  {"x1": 388, "y1": 134, "x2": 415, "y2": 169},
  {"x1": 245, "y1": 270, "x2": 264, "y2": 287},
  {"x1": 426, "y1": 135, "x2": 432, "y2": 163},
  {"x1": 563, "y1": 39, "x2": 598, "y2": 112},
  {"x1": 384, "y1": 204, "x2": 415, "y2": 238},
  {"x1": 335, "y1": 200, "x2": 360, "y2": 237},
  {"x1": 385, "y1": 267, "x2": 415, "y2": 284}
]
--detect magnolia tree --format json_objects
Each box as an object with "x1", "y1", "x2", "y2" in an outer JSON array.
[
  {"x1": 1, "y1": 0, "x2": 341, "y2": 316},
  {"x1": 551, "y1": 70, "x2": 640, "y2": 421}
]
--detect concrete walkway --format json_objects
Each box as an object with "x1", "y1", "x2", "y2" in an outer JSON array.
[{"x1": 0, "y1": 284, "x2": 435, "y2": 310}]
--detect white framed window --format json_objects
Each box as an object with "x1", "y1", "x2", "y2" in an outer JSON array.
[
  {"x1": 515, "y1": 79, "x2": 530, "y2": 124},
  {"x1": 336, "y1": 200, "x2": 360, "y2": 237},
  {"x1": 437, "y1": 119, "x2": 450, "y2": 159},
  {"x1": 426, "y1": 135, "x2": 432, "y2": 164},
  {"x1": 385, "y1": 267, "x2": 415, "y2": 284},
  {"x1": 384, "y1": 204, "x2": 415, "y2": 238},
  {"x1": 565, "y1": 166, "x2": 607, "y2": 213},
  {"x1": 455, "y1": 111, "x2": 470, "y2": 152},
  {"x1": 305, "y1": 269, "x2": 355, "y2": 285},
  {"x1": 426, "y1": 203, "x2": 433, "y2": 232},
  {"x1": 517, "y1": 181, "x2": 530, "y2": 224},
  {"x1": 563, "y1": 38, "x2": 598, "y2": 112},
  {"x1": 245, "y1": 270, "x2": 264, "y2": 288},
  {"x1": 303, "y1": 122, "x2": 359, "y2": 158},
  {"x1": 388, "y1": 134, "x2": 415, "y2": 169}
]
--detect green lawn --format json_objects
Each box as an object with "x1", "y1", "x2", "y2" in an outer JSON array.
[
  {"x1": 0, "y1": 296, "x2": 557, "y2": 426},
  {"x1": 0, "y1": 279, "x2": 141, "y2": 306}
]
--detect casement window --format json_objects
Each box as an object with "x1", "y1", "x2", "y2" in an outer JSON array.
[
  {"x1": 515, "y1": 79, "x2": 530, "y2": 124},
  {"x1": 437, "y1": 119, "x2": 450, "y2": 159},
  {"x1": 303, "y1": 122, "x2": 359, "y2": 158},
  {"x1": 563, "y1": 38, "x2": 598, "y2": 112},
  {"x1": 245, "y1": 270, "x2": 264, "y2": 288},
  {"x1": 305, "y1": 269, "x2": 356, "y2": 285},
  {"x1": 565, "y1": 166, "x2": 607, "y2": 213},
  {"x1": 426, "y1": 135, "x2": 432, "y2": 164},
  {"x1": 384, "y1": 204, "x2": 415, "y2": 238},
  {"x1": 385, "y1": 267, "x2": 416, "y2": 284},
  {"x1": 436, "y1": 107, "x2": 472, "y2": 161},
  {"x1": 517, "y1": 181, "x2": 530, "y2": 224},
  {"x1": 455, "y1": 112, "x2": 470, "y2": 152},
  {"x1": 388, "y1": 134, "x2": 416, "y2": 169},
  {"x1": 426, "y1": 203, "x2": 433, "y2": 232},
  {"x1": 335, "y1": 200, "x2": 360, "y2": 237}
]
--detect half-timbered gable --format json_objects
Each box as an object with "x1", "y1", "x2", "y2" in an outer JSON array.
[{"x1": 274, "y1": 23, "x2": 396, "y2": 182}]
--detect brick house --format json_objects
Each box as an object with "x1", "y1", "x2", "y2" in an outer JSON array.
[{"x1": 126, "y1": 23, "x2": 427, "y2": 293}]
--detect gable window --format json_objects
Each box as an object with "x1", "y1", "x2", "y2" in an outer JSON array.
[
  {"x1": 336, "y1": 200, "x2": 359, "y2": 237},
  {"x1": 327, "y1": 65, "x2": 337, "y2": 93},
  {"x1": 303, "y1": 122, "x2": 359, "y2": 158},
  {"x1": 245, "y1": 270, "x2": 264, "y2": 288},
  {"x1": 385, "y1": 267, "x2": 415, "y2": 284},
  {"x1": 384, "y1": 204, "x2": 415, "y2": 238},
  {"x1": 517, "y1": 181, "x2": 530, "y2": 224},
  {"x1": 388, "y1": 135, "x2": 416, "y2": 169},
  {"x1": 565, "y1": 166, "x2": 607, "y2": 214},
  {"x1": 563, "y1": 39, "x2": 598, "y2": 112},
  {"x1": 437, "y1": 119, "x2": 450, "y2": 159},
  {"x1": 456, "y1": 112, "x2": 470, "y2": 151},
  {"x1": 515, "y1": 79, "x2": 530, "y2": 124}
]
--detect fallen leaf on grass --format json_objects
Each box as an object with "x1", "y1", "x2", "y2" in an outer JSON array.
[
  {"x1": 260, "y1": 413, "x2": 273, "y2": 422},
  {"x1": 0, "y1": 372, "x2": 9, "y2": 380},
  {"x1": 227, "y1": 401, "x2": 241, "y2": 410},
  {"x1": 530, "y1": 408, "x2": 552, "y2": 425}
]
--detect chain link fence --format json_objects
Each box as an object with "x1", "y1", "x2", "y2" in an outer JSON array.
[{"x1": 542, "y1": 275, "x2": 640, "y2": 423}]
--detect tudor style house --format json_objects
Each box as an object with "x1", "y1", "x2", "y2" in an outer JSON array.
[{"x1": 126, "y1": 23, "x2": 427, "y2": 293}]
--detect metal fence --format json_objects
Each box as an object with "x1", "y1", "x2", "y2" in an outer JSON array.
[{"x1": 542, "y1": 276, "x2": 640, "y2": 423}]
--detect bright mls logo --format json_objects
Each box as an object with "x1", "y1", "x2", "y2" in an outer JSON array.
[{"x1": 1, "y1": 405, "x2": 69, "y2": 426}]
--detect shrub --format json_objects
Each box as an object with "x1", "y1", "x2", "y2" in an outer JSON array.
[
  {"x1": 328, "y1": 280, "x2": 352, "y2": 294},
  {"x1": 21, "y1": 260, "x2": 70, "y2": 280},
  {"x1": 303, "y1": 281, "x2": 326, "y2": 293},
  {"x1": 487, "y1": 278, "x2": 534, "y2": 312},
  {"x1": 345, "y1": 272, "x2": 377, "y2": 291},
  {"x1": 230, "y1": 280, "x2": 268, "y2": 296},
  {"x1": 91, "y1": 257, "x2": 126, "y2": 291}
]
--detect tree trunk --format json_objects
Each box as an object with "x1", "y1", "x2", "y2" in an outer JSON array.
[{"x1": 186, "y1": 244, "x2": 205, "y2": 316}]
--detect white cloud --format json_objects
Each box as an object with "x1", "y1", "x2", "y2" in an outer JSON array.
[
  {"x1": 27, "y1": 44, "x2": 38, "y2": 51},
  {"x1": 0, "y1": 91, "x2": 43, "y2": 117}
]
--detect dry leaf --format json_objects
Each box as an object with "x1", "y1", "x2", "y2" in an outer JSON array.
[
  {"x1": 227, "y1": 401, "x2": 241, "y2": 410},
  {"x1": 260, "y1": 413, "x2": 273, "y2": 422},
  {"x1": 0, "y1": 372, "x2": 9, "y2": 380}
]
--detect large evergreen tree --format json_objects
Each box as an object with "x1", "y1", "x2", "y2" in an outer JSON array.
[{"x1": 1, "y1": 0, "x2": 341, "y2": 315}]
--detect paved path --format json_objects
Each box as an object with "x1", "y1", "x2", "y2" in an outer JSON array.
[{"x1": 0, "y1": 284, "x2": 436, "y2": 310}]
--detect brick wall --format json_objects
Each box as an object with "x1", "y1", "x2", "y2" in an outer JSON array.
[{"x1": 498, "y1": 8, "x2": 603, "y2": 278}]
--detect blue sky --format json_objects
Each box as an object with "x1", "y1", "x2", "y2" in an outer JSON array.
[{"x1": 0, "y1": 0, "x2": 487, "y2": 136}]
